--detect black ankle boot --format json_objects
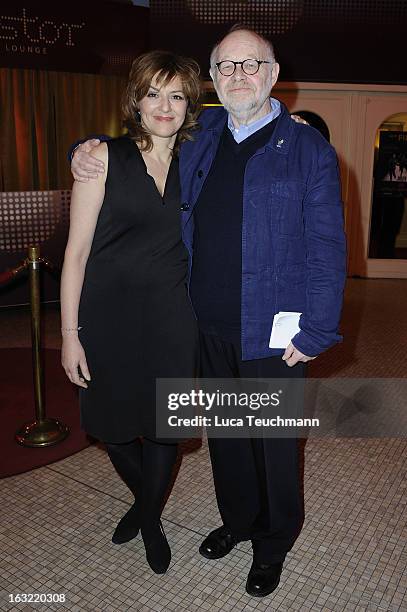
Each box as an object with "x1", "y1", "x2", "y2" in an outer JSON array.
[
  {"x1": 112, "y1": 503, "x2": 140, "y2": 545},
  {"x1": 141, "y1": 521, "x2": 171, "y2": 574}
]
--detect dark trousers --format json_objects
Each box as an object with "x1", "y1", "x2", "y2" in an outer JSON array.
[{"x1": 200, "y1": 331, "x2": 305, "y2": 564}]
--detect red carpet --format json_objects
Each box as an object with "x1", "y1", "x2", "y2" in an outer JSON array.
[{"x1": 0, "y1": 348, "x2": 91, "y2": 478}]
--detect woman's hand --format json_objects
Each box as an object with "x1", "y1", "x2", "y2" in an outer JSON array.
[
  {"x1": 290, "y1": 114, "x2": 308, "y2": 125},
  {"x1": 62, "y1": 335, "x2": 91, "y2": 388}
]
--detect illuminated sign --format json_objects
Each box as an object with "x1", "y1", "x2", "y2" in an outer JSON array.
[
  {"x1": 1, "y1": 7, "x2": 84, "y2": 56},
  {"x1": 0, "y1": 2, "x2": 149, "y2": 75}
]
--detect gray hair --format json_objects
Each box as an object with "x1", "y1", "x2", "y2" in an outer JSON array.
[{"x1": 209, "y1": 24, "x2": 276, "y2": 69}]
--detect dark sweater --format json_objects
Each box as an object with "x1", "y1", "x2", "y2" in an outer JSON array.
[{"x1": 190, "y1": 118, "x2": 278, "y2": 341}]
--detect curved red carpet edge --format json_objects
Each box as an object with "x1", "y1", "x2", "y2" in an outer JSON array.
[{"x1": 0, "y1": 348, "x2": 91, "y2": 478}]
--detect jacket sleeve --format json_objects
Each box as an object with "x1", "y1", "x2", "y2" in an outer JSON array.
[{"x1": 291, "y1": 145, "x2": 347, "y2": 356}]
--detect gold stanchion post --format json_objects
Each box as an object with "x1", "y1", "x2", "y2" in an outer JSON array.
[{"x1": 16, "y1": 246, "x2": 69, "y2": 447}]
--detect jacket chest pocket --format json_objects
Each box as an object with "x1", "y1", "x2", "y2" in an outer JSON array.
[
  {"x1": 268, "y1": 182, "x2": 306, "y2": 238},
  {"x1": 276, "y1": 198, "x2": 304, "y2": 237}
]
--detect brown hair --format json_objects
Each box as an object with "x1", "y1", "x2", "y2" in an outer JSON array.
[{"x1": 121, "y1": 50, "x2": 201, "y2": 154}]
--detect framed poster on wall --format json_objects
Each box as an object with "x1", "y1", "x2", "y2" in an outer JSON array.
[{"x1": 376, "y1": 131, "x2": 407, "y2": 197}]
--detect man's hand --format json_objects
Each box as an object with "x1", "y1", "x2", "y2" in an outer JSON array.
[
  {"x1": 71, "y1": 139, "x2": 105, "y2": 182},
  {"x1": 282, "y1": 342, "x2": 316, "y2": 367}
]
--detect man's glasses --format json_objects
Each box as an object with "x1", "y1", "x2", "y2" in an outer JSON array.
[{"x1": 215, "y1": 59, "x2": 272, "y2": 77}]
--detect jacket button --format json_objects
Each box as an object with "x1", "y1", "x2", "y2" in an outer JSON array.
[
  {"x1": 197, "y1": 170, "x2": 204, "y2": 178},
  {"x1": 181, "y1": 202, "x2": 190, "y2": 211}
]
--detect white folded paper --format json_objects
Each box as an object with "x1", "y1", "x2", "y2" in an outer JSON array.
[{"x1": 269, "y1": 311, "x2": 302, "y2": 349}]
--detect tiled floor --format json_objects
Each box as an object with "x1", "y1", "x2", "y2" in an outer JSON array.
[{"x1": 0, "y1": 279, "x2": 406, "y2": 611}]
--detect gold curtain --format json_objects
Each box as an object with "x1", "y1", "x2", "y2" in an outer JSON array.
[{"x1": 0, "y1": 68, "x2": 126, "y2": 191}]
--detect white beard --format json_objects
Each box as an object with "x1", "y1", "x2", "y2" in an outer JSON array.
[{"x1": 214, "y1": 76, "x2": 273, "y2": 125}]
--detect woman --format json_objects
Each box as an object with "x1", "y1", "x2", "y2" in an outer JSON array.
[{"x1": 61, "y1": 51, "x2": 201, "y2": 574}]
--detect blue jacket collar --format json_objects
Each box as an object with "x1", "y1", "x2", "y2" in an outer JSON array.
[{"x1": 202, "y1": 101, "x2": 294, "y2": 156}]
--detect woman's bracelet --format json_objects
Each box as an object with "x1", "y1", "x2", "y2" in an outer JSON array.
[{"x1": 61, "y1": 326, "x2": 82, "y2": 332}]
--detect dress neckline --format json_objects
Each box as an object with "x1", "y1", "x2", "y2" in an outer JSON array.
[{"x1": 128, "y1": 136, "x2": 176, "y2": 202}]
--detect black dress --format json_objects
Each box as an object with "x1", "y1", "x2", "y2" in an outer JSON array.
[{"x1": 78, "y1": 136, "x2": 198, "y2": 443}]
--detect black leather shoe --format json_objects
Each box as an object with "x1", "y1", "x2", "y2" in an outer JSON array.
[
  {"x1": 199, "y1": 526, "x2": 240, "y2": 560},
  {"x1": 142, "y1": 521, "x2": 171, "y2": 574},
  {"x1": 111, "y1": 503, "x2": 140, "y2": 545},
  {"x1": 245, "y1": 561, "x2": 283, "y2": 597}
]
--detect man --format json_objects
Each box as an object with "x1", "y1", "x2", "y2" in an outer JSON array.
[{"x1": 72, "y1": 26, "x2": 346, "y2": 597}]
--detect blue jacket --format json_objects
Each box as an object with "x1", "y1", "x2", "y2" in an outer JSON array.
[{"x1": 179, "y1": 103, "x2": 347, "y2": 360}]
